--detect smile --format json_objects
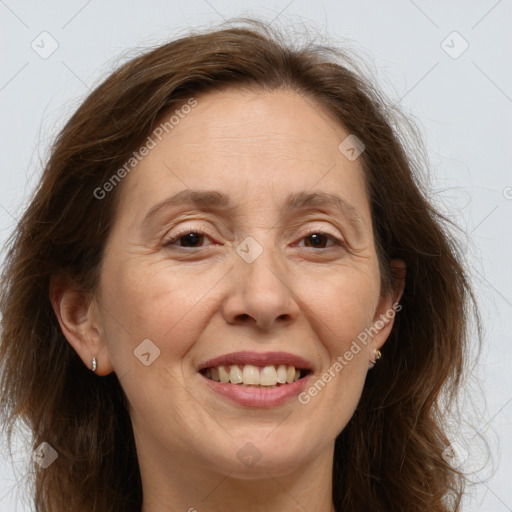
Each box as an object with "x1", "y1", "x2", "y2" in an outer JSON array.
[{"x1": 200, "y1": 364, "x2": 309, "y2": 387}]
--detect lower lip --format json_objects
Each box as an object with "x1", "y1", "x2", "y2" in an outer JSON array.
[{"x1": 200, "y1": 373, "x2": 311, "y2": 408}]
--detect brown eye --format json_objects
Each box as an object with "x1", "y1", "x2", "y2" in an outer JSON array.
[
  {"x1": 164, "y1": 229, "x2": 212, "y2": 248},
  {"x1": 177, "y1": 232, "x2": 205, "y2": 247},
  {"x1": 299, "y1": 232, "x2": 341, "y2": 249},
  {"x1": 303, "y1": 233, "x2": 330, "y2": 248}
]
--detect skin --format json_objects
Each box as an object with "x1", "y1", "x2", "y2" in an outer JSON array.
[{"x1": 51, "y1": 88, "x2": 405, "y2": 512}]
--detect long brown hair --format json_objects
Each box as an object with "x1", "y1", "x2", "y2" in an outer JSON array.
[{"x1": 0, "y1": 19, "x2": 481, "y2": 511}]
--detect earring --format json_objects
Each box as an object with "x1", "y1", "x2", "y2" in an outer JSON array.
[
  {"x1": 91, "y1": 357, "x2": 97, "y2": 373},
  {"x1": 368, "y1": 349, "x2": 382, "y2": 369}
]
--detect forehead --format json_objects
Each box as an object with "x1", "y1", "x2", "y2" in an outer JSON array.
[{"x1": 117, "y1": 88, "x2": 371, "y2": 225}]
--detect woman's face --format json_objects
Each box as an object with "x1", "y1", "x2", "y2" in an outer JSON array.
[{"x1": 91, "y1": 88, "x2": 402, "y2": 478}]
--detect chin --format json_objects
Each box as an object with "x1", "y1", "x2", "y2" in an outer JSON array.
[{"x1": 199, "y1": 432, "x2": 315, "y2": 478}]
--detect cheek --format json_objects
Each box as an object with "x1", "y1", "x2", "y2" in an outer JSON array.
[
  {"x1": 98, "y1": 263, "x2": 215, "y2": 433},
  {"x1": 99, "y1": 257, "x2": 224, "y2": 368},
  {"x1": 296, "y1": 265, "x2": 380, "y2": 348}
]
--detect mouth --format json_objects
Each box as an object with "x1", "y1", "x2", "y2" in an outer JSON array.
[
  {"x1": 196, "y1": 351, "x2": 314, "y2": 407},
  {"x1": 200, "y1": 363, "x2": 312, "y2": 387}
]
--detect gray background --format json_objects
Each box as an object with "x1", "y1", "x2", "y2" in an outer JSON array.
[{"x1": 0, "y1": 1, "x2": 511, "y2": 510}]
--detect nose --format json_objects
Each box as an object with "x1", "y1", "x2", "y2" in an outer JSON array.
[{"x1": 221, "y1": 242, "x2": 300, "y2": 330}]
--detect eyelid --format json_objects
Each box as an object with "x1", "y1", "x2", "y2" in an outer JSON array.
[
  {"x1": 163, "y1": 225, "x2": 218, "y2": 247},
  {"x1": 293, "y1": 222, "x2": 344, "y2": 240}
]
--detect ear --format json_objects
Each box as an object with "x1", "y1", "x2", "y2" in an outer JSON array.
[
  {"x1": 370, "y1": 259, "x2": 406, "y2": 353},
  {"x1": 49, "y1": 274, "x2": 114, "y2": 376}
]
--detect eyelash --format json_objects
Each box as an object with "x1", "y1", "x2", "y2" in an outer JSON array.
[{"x1": 163, "y1": 227, "x2": 345, "y2": 250}]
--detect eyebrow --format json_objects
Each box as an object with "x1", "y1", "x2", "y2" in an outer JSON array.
[
  {"x1": 141, "y1": 189, "x2": 231, "y2": 229},
  {"x1": 141, "y1": 188, "x2": 364, "y2": 236}
]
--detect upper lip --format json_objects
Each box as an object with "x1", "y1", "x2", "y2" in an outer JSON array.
[{"x1": 197, "y1": 351, "x2": 314, "y2": 372}]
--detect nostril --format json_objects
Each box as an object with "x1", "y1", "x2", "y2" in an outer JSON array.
[{"x1": 233, "y1": 313, "x2": 251, "y2": 322}]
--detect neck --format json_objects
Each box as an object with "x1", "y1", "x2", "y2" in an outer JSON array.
[{"x1": 138, "y1": 442, "x2": 336, "y2": 512}]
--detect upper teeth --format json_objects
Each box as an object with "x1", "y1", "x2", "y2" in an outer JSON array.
[{"x1": 204, "y1": 364, "x2": 302, "y2": 386}]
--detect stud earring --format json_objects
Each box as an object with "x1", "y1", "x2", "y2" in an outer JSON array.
[{"x1": 368, "y1": 348, "x2": 382, "y2": 369}]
